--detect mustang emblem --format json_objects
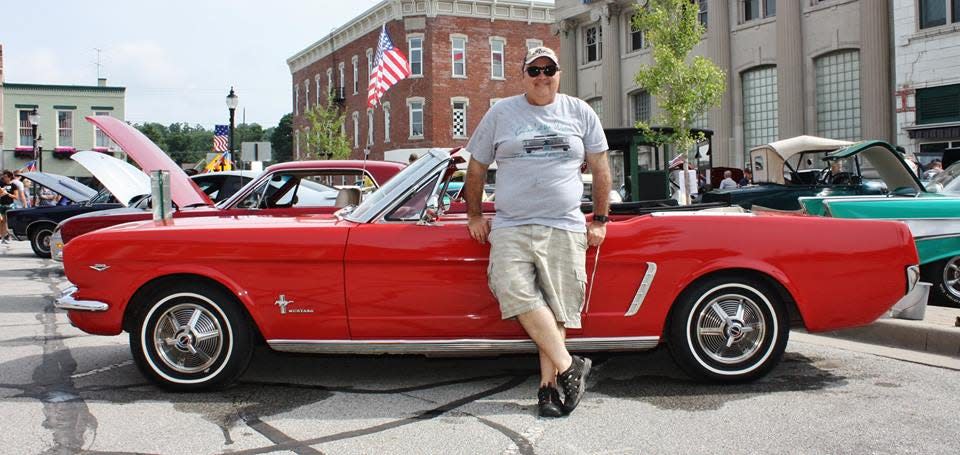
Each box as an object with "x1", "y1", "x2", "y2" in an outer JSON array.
[
  {"x1": 275, "y1": 294, "x2": 313, "y2": 315},
  {"x1": 89, "y1": 264, "x2": 110, "y2": 272}
]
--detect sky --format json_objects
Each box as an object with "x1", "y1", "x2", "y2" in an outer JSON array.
[{"x1": 1, "y1": 0, "x2": 389, "y2": 129}]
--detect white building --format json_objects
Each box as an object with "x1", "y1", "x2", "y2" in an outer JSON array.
[{"x1": 893, "y1": 0, "x2": 960, "y2": 167}]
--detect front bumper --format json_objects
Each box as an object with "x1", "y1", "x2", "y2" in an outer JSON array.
[{"x1": 54, "y1": 284, "x2": 109, "y2": 312}]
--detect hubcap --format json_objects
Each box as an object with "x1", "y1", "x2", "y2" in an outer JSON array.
[
  {"x1": 943, "y1": 256, "x2": 960, "y2": 300},
  {"x1": 153, "y1": 303, "x2": 223, "y2": 374},
  {"x1": 695, "y1": 293, "x2": 766, "y2": 364}
]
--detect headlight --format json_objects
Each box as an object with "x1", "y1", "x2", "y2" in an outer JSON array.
[
  {"x1": 51, "y1": 228, "x2": 64, "y2": 262},
  {"x1": 906, "y1": 264, "x2": 920, "y2": 294}
]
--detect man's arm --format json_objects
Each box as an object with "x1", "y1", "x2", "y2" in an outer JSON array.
[
  {"x1": 585, "y1": 151, "x2": 611, "y2": 246},
  {"x1": 465, "y1": 158, "x2": 491, "y2": 243}
]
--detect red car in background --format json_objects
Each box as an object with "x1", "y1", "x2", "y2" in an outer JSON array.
[{"x1": 52, "y1": 116, "x2": 405, "y2": 260}]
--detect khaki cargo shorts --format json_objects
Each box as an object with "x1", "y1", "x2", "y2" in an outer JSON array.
[{"x1": 487, "y1": 225, "x2": 588, "y2": 329}]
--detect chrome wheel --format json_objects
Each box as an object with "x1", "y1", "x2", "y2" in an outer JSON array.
[
  {"x1": 942, "y1": 256, "x2": 960, "y2": 300},
  {"x1": 153, "y1": 303, "x2": 223, "y2": 374},
  {"x1": 695, "y1": 293, "x2": 766, "y2": 365}
]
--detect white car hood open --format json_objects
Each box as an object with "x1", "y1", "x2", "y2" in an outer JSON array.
[{"x1": 71, "y1": 151, "x2": 151, "y2": 206}]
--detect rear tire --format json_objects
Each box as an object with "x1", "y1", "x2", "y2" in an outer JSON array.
[
  {"x1": 922, "y1": 257, "x2": 960, "y2": 307},
  {"x1": 129, "y1": 281, "x2": 253, "y2": 391},
  {"x1": 29, "y1": 225, "x2": 54, "y2": 258},
  {"x1": 667, "y1": 275, "x2": 789, "y2": 383}
]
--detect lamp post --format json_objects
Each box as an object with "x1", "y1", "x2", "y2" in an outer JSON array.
[
  {"x1": 226, "y1": 87, "x2": 239, "y2": 170},
  {"x1": 28, "y1": 108, "x2": 41, "y2": 173}
]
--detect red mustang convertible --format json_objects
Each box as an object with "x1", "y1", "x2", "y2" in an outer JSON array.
[{"x1": 57, "y1": 149, "x2": 920, "y2": 391}]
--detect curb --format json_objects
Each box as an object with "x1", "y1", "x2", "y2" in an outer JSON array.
[{"x1": 818, "y1": 316, "x2": 960, "y2": 358}]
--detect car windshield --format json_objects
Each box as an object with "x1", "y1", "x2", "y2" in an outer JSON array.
[
  {"x1": 928, "y1": 161, "x2": 960, "y2": 194},
  {"x1": 346, "y1": 153, "x2": 446, "y2": 222}
]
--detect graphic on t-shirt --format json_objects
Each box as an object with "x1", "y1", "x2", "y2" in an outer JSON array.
[{"x1": 503, "y1": 133, "x2": 575, "y2": 160}]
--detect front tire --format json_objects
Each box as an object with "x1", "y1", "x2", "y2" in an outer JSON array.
[
  {"x1": 667, "y1": 275, "x2": 789, "y2": 383},
  {"x1": 922, "y1": 257, "x2": 960, "y2": 307},
  {"x1": 29, "y1": 225, "x2": 54, "y2": 258},
  {"x1": 130, "y1": 282, "x2": 253, "y2": 391}
]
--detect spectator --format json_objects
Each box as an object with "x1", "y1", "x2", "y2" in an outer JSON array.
[
  {"x1": 738, "y1": 169, "x2": 753, "y2": 187},
  {"x1": 10, "y1": 172, "x2": 29, "y2": 208},
  {"x1": 408, "y1": 153, "x2": 418, "y2": 164},
  {"x1": 922, "y1": 159, "x2": 943, "y2": 180},
  {"x1": 38, "y1": 186, "x2": 59, "y2": 207},
  {"x1": 1, "y1": 171, "x2": 21, "y2": 243},
  {"x1": 719, "y1": 170, "x2": 737, "y2": 190}
]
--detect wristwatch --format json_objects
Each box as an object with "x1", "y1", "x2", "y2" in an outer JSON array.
[{"x1": 592, "y1": 214, "x2": 610, "y2": 224}]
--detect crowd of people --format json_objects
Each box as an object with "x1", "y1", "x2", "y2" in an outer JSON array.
[{"x1": 0, "y1": 170, "x2": 63, "y2": 244}]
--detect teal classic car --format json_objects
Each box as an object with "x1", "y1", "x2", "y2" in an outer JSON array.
[
  {"x1": 799, "y1": 141, "x2": 960, "y2": 306},
  {"x1": 701, "y1": 136, "x2": 894, "y2": 210}
]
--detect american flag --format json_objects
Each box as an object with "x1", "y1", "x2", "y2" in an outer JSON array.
[
  {"x1": 368, "y1": 24, "x2": 410, "y2": 108},
  {"x1": 668, "y1": 154, "x2": 686, "y2": 169},
  {"x1": 213, "y1": 125, "x2": 229, "y2": 152},
  {"x1": 19, "y1": 160, "x2": 37, "y2": 173}
]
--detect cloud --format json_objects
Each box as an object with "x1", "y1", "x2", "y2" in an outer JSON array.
[
  {"x1": 6, "y1": 48, "x2": 86, "y2": 84},
  {"x1": 109, "y1": 41, "x2": 188, "y2": 88}
]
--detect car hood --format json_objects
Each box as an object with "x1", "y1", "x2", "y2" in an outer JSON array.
[
  {"x1": 85, "y1": 115, "x2": 213, "y2": 208},
  {"x1": 20, "y1": 172, "x2": 98, "y2": 202},
  {"x1": 827, "y1": 141, "x2": 924, "y2": 193},
  {"x1": 71, "y1": 151, "x2": 150, "y2": 206}
]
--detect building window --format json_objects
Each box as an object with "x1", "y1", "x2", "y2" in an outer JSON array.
[
  {"x1": 352, "y1": 112, "x2": 360, "y2": 147},
  {"x1": 367, "y1": 48, "x2": 374, "y2": 80},
  {"x1": 816, "y1": 50, "x2": 862, "y2": 141},
  {"x1": 316, "y1": 76, "x2": 321, "y2": 105},
  {"x1": 294, "y1": 130, "x2": 300, "y2": 160},
  {"x1": 409, "y1": 35, "x2": 423, "y2": 76},
  {"x1": 408, "y1": 98, "x2": 425, "y2": 138},
  {"x1": 18, "y1": 110, "x2": 33, "y2": 147},
  {"x1": 743, "y1": 0, "x2": 775, "y2": 22},
  {"x1": 327, "y1": 69, "x2": 334, "y2": 98},
  {"x1": 526, "y1": 39, "x2": 543, "y2": 50},
  {"x1": 584, "y1": 24, "x2": 602, "y2": 63},
  {"x1": 58, "y1": 111, "x2": 73, "y2": 147},
  {"x1": 917, "y1": 84, "x2": 960, "y2": 124},
  {"x1": 629, "y1": 18, "x2": 644, "y2": 52},
  {"x1": 698, "y1": 0, "x2": 709, "y2": 28},
  {"x1": 383, "y1": 102, "x2": 391, "y2": 143},
  {"x1": 352, "y1": 56, "x2": 360, "y2": 95},
  {"x1": 367, "y1": 109, "x2": 374, "y2": 145},
  {"x1": 631, "y1": 91, "x2": 651, "y2": 123},
  {"x1": 919, "y1": 0, "x2": 960, "y2": 28},
  {"x1": 490, "y1": 38, "x2": 505, "y2": 80},
  {"x1": 451, "y1": 35, "x2": 467, "y2": 78},
  {"x1": 452, "y1": 98, "x2": 468, "y2": 138},
  {"x1": 339, "y1": 63, "x2": 345, "y2": 94},
  {"x1": 94, "y1": 112, "x2": 113, "y2": 148},
  {"x1": 304, "y1": 80, "x2": 310, "y2": 109},
  {"x1": 294, "y1": 85, "x2": 299, "y2": 115},
  {"x1": 742, "y1": 66, "x2": 779, "y2": 156},
  {"x1": 587, "y1": 97, "x2": 603, "y2": 117}
]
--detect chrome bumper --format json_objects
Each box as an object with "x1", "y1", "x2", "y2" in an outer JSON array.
[{"x1": 54, "y1": 284, "x2": 109, "y2": 312}]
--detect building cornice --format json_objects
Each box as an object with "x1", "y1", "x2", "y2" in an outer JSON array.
[
  {"x1": 4, "y1": 83, "x2": 126, "y2": 94},
  {"x1": 287, "y1": 0, "x2": 555, "y2": 75}
]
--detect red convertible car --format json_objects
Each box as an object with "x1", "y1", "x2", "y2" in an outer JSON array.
[
  {"x1": 52, "y1": 116, "x2": 405, "y2": 259},
  {"x1": 57, "y1": 149, "x2": 921, "y2": 391}
]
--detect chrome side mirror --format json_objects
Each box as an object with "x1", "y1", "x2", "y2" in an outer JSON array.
[{"x1": 418, "y1": 195, "x2": 440, "y2": 225}]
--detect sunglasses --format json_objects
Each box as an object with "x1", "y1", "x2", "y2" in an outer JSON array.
[{"x1": 525, "y1": 65, "x2": 558, "y2": 78}]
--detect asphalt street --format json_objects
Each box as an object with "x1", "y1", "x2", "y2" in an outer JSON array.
[{"x1": 1, "y1": 240, "x2": 958, "y2": 454}]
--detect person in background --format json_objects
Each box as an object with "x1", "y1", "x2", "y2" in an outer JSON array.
[
  {"x1": 38, "y1": 186, "x2": 59, "y2": 207},
  {"x1": 10, "y1": 172, "x2": 29, "y2": 208},
  {"x1": 408, "y1": 153, "x2": 418, "y2": 164},
  {"x1": 719, "y1": 170, "x2": 737, "y2": 190},
  {"x1": 738, "y1": 169, "x2": 753, "y2": 187},
  {"x1": 0, "y1": 172, "x2": 21, "y2": 243},
  {"x1": 922, "y1": 159, "x2": 943, "y2": 180}
]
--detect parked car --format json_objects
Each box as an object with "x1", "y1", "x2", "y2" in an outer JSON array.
[
  {"x1": 56, "y1": 148, "x2": 920, "y2": 391},
  {"x1": 701, "y1": 136, "x2": 893, "y2": 210},
  {"x1": 798, "y1": 141, "x2": 960, "y2": 306},
  {"x1": 51, "y1": 117, "x2": 406, "y2": 260}
]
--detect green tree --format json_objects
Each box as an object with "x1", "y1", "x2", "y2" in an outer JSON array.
[
  {"x1": 270, "y1": 114, "x2": 293, "y2": 163},
  {"x1": 633, "y1": 0, "x2": 726, "y2": 152},
  {"x1": 303, "y1": 95, "x2": 350, "y2": 160},
  {"x1": 136, "y1": 122, "x2": 168, "y2": 151}
]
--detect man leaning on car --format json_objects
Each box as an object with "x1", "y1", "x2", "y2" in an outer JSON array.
[{"x1": 464, "y1": 46, "x2": 612, "y2": 418}]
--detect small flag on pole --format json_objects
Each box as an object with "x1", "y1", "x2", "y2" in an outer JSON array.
[
  {"x1": 669, "y1": 154, "x2": 686, "y2": 169},
  {"x1": 19, "y1": 160, "x2": 38, "y2": 173},
  {"x1": 368, "y1": 24, "x2": 411, "y2": 108},
  {"x1": 213, "y1": 125, "x2": 229, "y2": 152}
]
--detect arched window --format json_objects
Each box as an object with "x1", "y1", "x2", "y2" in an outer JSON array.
[{"x1": 741, "y1": 66, "x2": 778, "y2": 155}]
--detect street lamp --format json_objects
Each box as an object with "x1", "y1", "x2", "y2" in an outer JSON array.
[
  {"x1": 225, "y1": 87, "x2": 239, "y2": 170},
  {"x1": 27, "y1": 108, "x2": 41, "y2": 173}
]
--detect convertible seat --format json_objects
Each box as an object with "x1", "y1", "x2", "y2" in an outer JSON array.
[{"x1": 335, "y1": 187, "x2": 362, "y2": 207}]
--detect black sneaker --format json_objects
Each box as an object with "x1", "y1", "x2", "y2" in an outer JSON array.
[
  {"x1": 557, "y1": 355, "x2": 592, "y2": 413},
  {"x1": 537, "y1": 385, "x2": 564, "y2": 418}
]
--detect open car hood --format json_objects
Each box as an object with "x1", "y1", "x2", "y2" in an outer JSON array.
[
  {"x1": 71, "y1": 151, "x2": 151, "y2": 206},
  {"x1": 20, "y1": 172, "x2": 98, "y2": 203},
  {"x1": 85, "y1": 116, "x2": 213, "y2": 207},
  {"x1": 827, "y1": 140, "x2": 924, "y2": 194}
]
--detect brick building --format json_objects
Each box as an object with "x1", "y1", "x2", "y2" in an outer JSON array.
[{"x1": 286, "y1": 0, "x2": 557, "y2": 161}]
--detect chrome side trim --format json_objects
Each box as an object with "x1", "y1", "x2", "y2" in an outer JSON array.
[
  {"x1": 625, "y1": 262, "x2": 658, "y2": 316},
  {"x1": 54, "y1": 285, "x2": 109, "y2": 312},
  {"x1": 267, "y1": 336, "x2": 659, "y2": 355}
]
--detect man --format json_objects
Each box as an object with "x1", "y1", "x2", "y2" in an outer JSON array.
[
  {"x1": 0, "y1": 172, "x2": 21, "y2": 243},
  {"x1": 10, "y1": 171, "x2": 29, "y2": 208},
  {"x1": 719, "y1": 170, "x2": 737, "y2": 189},
  {"x1": 738, "y1": 169, "x2": 753, "y2": 187},
  {"x1": 923, "y1": 159, "x2": 943, "y2": 180},
  {"x1": 464, "y1": 46, "x2": 612, "y2": 418}
]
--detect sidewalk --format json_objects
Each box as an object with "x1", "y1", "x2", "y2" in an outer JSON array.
[{"x1": 817, "y1": 305, "x2": 960, "y2": 358}]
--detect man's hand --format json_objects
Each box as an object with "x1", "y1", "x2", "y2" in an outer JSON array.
[
  {"x1": 468, "y1": 215, "x2": 491, "y2": 244},
  {"x1": 587, "y1": 221, "x2": 606, "y2": 247}
]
